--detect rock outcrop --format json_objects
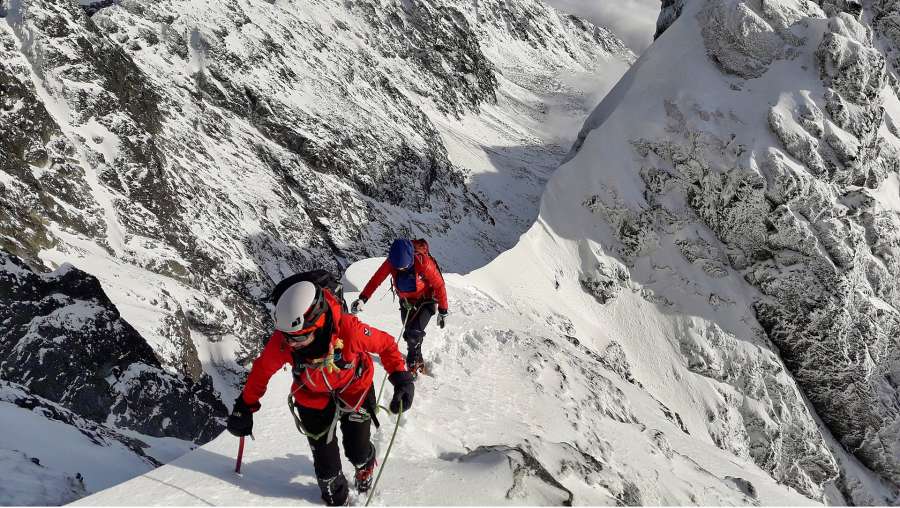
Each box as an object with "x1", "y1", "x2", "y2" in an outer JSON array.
[{"x1": 0, "y1": 251, "x2": 227, "y2": 442}]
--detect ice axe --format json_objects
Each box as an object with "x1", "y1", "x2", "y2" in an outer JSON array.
[{"x1": 235, "y1": 434, "x2": 254, "y2": 474}]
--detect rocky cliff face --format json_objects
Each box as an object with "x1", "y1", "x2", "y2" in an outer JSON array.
[
  {"x1": 568, "y1": 0, "x2": 900, "y2": 502},
  {"x1": 655, "y1": 0, "x2": 685, "y2": 38},
  {"x1": 0, "y1": 0, "x2": 632, "y2": 381},
  {"x1": 0, "y1": 250, "x2": 227, "y2": 442}
]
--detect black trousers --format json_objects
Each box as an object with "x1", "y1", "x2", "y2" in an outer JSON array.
[
  {"x1": 297, "y1": 389, "x2": 376, "y2": 481},
  {"x1": 400, "y1": 299, "x2": 435, "y2": 365}
]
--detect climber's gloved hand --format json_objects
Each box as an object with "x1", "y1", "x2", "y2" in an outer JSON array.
[
  {"x1": 350, "y1": 298, "x2": 365, "y2": 315},
  {"x1": 227, "y1": 395, "x2": 259, "y2": 437},
  {"x1": 388, "y1": 371, "x2": 415, "y2": 414},
  {"x1": 437, "y1": 310, "x2": 448, "y2": 329}
]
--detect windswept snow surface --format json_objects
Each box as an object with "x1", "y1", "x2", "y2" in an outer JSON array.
[
  {"x1": 82, "y1": 259, "x2": 818, "y2": 506},
  {"x1": 514, "y1": 0, "x2": 900, "y2": 502}
]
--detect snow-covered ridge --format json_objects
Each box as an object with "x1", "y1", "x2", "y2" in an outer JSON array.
[
  {"x1": 78, "y1": 258, "x2": 822, "y2": 506},
  {"x1": 555, "y1": 0, "x2": 900, "y2": 502}
]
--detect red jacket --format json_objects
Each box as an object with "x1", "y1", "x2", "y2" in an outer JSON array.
[
  {"x1": 360, "y1": 255, "x2": 448, "y2": 312},
  {"x1": 240, "y1": 290, "x2": 407, "y2": 411}
]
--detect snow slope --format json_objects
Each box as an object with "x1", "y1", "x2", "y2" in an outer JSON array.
[
  {"x1": 2, "y1": 383, "x2": 164, "y2": 498},
  {"x1": 519, "y1": 0, "x2": 900, "y2": 503},
  {"x1": 81, "y1": 258, "x2": 819, "y2": 506},
  {"x1": 1, "y1": 2, "x2": 633, "y2": 501}
]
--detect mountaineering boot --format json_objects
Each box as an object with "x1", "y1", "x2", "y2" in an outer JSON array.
[
  {"x1": 408, "y1": 359, "x2": 425, "y2": 379},
  {"x1": 405, "y1": 339, "x2": 425, "y2": 377},
  {"x1": 354, "y1": 455, "x2": 377, "y2": 493},
  {"x1": 317, "y1": 472, "x2": 350, "y2": 506}
]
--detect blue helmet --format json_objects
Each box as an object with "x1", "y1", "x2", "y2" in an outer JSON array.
[{"x1": 387, "y1": 239, "x2": 414, "y2": 270}]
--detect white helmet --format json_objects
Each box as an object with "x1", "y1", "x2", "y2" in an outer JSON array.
[{"x1": 273, "y1": 281, "x2": 326, "y2": 334}]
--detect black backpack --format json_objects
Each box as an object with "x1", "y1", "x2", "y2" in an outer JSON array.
[{"x1": 270, "y1": 269, "x2": 348, "y2": 312}]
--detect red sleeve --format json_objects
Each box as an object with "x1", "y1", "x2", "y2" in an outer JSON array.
[
  {"x1": 359, "y1": 259, "x2": 392, "y2": 302},
  {"x1": 241, "y1": 332, "x2": 291, "y2": 408},
  {"x1": 342, "y1": 315, "x2": 407, "y2": 374},
  {"x1": 422, "y1": 257, "x2": 448, "y2": 312}
]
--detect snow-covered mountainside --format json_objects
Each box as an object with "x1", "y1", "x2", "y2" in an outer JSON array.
[
  {"x1": 0, "y1": 0, "x2": 634, "y2": 502},
  {"x1": 554, "y1": 0, "x2": 900, "y2": 502},
  {"x1": 0, "y1": 0, "x2": 632, "y2": 379},
  {"x1": 79, "y1": 259, "x2": 823, "y2": 506},
  {"x1": 6, "y1": 0, "x2": 900, "y2": 505},
  {"x1": 73, "y1": 0, "x2": 900, "y2": 497}
]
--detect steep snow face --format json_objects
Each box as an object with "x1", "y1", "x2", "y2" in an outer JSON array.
[
  {"x1": 1, "y1": 380, "x2": 167, "y2": 499},
  {"x1": 554, "y1": 0, "x2": 900, "y2": 502},
  {"x1": 79, "y1": 258, "x2": 822, "y2": 506},
  {"x1": 0, "y1": 449, "x2": 87, "y2": 505}
]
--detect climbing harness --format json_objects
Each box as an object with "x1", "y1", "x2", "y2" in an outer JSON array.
[
  {"x1": 286, "y1": 338, "x2": 376, "y2": 443},
  {"x1": 287, "y1": 387, "x2": 377, "y2": 444},
  {"x1": 297, "y1": 338, "x2": 345, "y2": 375}
]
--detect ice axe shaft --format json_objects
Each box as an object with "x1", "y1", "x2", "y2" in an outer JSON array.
[{"x1": 235, "y1": 436, "x2": 245, "y2": 474}]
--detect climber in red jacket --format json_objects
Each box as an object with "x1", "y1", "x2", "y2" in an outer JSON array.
[
  {"x1": 226, "y1": 280, "x2": 414, "y2": 506},
  {"x1": 351, "y1": 238, "x2": 448, "y2": 376}
]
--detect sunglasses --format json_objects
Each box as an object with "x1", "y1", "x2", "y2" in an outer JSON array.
[
  {"x1": 285, "y1": 312, "x2": 326, "y2": 340},
  {"x1": 283, "y1": 291, "x2": 328, "y2": 345}
]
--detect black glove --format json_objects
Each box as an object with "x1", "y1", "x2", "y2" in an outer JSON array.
[
  {"x1": 350, "y1": 298, "x2": 365, "y2": 314},
  {"x1": 437, "y1": 310, "x2": 448, "y2": 329},
  {"x1": 227, "y1": 395, "x2": 258, "y2": 437},
  {"x1": 388, "y1": 371, "x2": 415, "y2": 414}
]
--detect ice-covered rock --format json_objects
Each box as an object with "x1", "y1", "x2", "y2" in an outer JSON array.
[{"x1": 656, "y1": 0, "x2": 686, "y2": 38}]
